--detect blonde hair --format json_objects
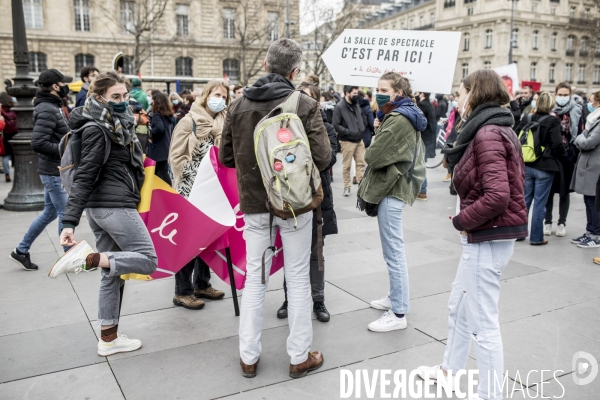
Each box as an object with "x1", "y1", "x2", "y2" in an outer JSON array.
[
  {"x1": 197, "y1": 79, "x2": 231, "y2": 108},
  {"x1": 535, "y1": 92, "x2": 555, "y2": 114},
  {"x1": 590, "y1": 89, "x2": 600, "y2": 104},
  {"x1": 169, "y1": 92, "x2": 183, "y2": 103}
]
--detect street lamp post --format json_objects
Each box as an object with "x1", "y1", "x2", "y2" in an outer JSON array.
[
  {"x1": 508, "y1": 0, "x2": 516, "y2": 64},
  {"x1": 285, "y1": 0, "x2": 291, "y2": 38},
  {"x1": 4, "y1": 0, "x2": 45, "y2": 211}
]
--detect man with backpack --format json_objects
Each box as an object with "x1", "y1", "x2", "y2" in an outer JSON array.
[{"x1": 220, "y1": 38, "x2": 331, "y2": 379}]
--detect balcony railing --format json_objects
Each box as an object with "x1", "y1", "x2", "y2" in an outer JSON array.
[
  {"x1": 415, "y1": 23, "x2": 435, "y2": 30},
  {"x1": 566, "y1": 49, "x2": 575, "y2": 56},
  {"x1": 444, "y1": 0, "x2": 456, "y2": 8},
  {"x1": 580, "y1": 51, "x2": 589, "y2": 57},
  {"x1": 577, "y1": 80, "x2": 586, "y2": 84}
]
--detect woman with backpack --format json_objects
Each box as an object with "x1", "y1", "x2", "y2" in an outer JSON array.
[
  {"x1": 514, "y1": 92, "x2": 568, "y2": 245},
  {"x1": 48, "y1": 71, "x2": 157, "y2": 356},
  {"x1": 357, "y1": 72, "x2": 427, "y2": 333},
  {"x1": 167, "y1": 79, "x2": 230, "y2": 310},
  {"x1": 0, "y1": 92, "x2": 17, "y2": 182},
  {"x1": 571, "y1": 89, "x2": 600, "y2": 248},
  {"x1": 417, "y1": 70, "x2": 528, "y2": 399},
  {"x1": 544, "y1": 82, "x2": 582, "y2": 238},
  {"x1": 147, "y1": 92, "x2": 174, "y2": 185}
]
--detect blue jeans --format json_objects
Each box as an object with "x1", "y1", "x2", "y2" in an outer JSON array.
[
  {"x1": 420, "y1": 152, "x2": 428, "y2": 194},
  {"x1": 17, "y1": 175, "x2": 68, "y2": 253},
  {"x1": 524, "y1": 166, "x2": 554, "y2": 243},
  {"x1": 377, "y1": 197, "x2": 409, "y2": 314},
  {"x1": 443, "y1": 237, "x2": 515, "y2": 400},
  {"x1": 2, "y1": 155, "x2": 10, "y2": 174}
]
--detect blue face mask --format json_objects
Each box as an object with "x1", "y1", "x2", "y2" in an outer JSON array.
[
  {"x1": 588, "y1": 103, "x2": 596, "y2": 113},
  {"x1": 207, "y1": 97, "x2": 226, "y2": 113},
  {"x1": 531, "y1": 100, "x2": 536, "y2": 110},
  {"x1": 172, "y1": 100, "x2": 179, "y2": 105},
  {"x1": 375, "y1": 94, "x2": 390, "y2": 109}
]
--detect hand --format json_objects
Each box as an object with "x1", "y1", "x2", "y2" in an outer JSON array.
[
  {"x1": 374, "y1": 119, "x2": 381, "y2": 130},
  {"x1": 60, "y1": 228, "x2": 76, "y2": 247}
]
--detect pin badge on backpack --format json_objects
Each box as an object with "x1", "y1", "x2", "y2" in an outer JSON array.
[{"x1": 277, "y1": 127, "x2": 292, "y2": 143}]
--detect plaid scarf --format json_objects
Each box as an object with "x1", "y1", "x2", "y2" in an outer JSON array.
[{"x1": 82, "y1": 96, "x2": 136, "y2": 146}]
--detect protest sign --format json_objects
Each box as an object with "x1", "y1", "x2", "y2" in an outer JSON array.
[
  {"x1": 321, "y1": 29, "x2": 461, "y2": 94},
  {"x1": 493, "y1": 63, "x2": 520, "y2": 97}
]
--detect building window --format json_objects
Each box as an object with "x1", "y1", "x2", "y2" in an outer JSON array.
[
  {"x1": 467, "y1": 7, "x2": 474, "y2": 15},
  {"x1": 120, "y1": 1, "x2": 135, "y2": 34},
  {"x1": 122, "y1": 55, "x2": 135, "y2": 75},
  {"x1": 485, "y1": 29, "x2": 492, "y2": 48},
  {"x1": 581, "y1": 37, "x2": 588, "y2": 54},
  {"x1": 551, "y1": 7, "x2": 556, "y2": 15},
  {"x1": 28, "y1": 52, "x2": 47, "y2": 73},
  {"x1": 551, "y1": 32, "x2": 557, "y2": 51},
  {"x1": 462, "y1": 63, "x2": 469, "y2": 78},
  {"x1": 570, "y1": 6, "x2": 575, "y2": 19},
  {"x1": 74, "y1": 0, "x2": 90, "y2": 31},
  {"x1": 584, "y1": 7, "x2": 590, "y2": 19},
  {"x1": 549, "y1": 63, "x2": 555, "y2": 83},
  {"x1": 223, "y1": 59, "x2": 240, "y2": 83},
  {"x1": 511, "y1": 28, "x2": 518, "y2": 48},
  {"x1": 530, "y1": 62, "x2": 537, "y2": 81},
  {"x1": 463, "y1": 33, "x2": 470, "y2": 51},
  {"x1": 430, "y1": 12, "x2": 435, "y2": 25},
  {"x1": 75, "y1": 54, "x2": 94, "y2": 74},
  {"x1": 578, "y1": 64, "x2": 586, "y2": 83},
  {"x1": 409, "y1": 19, "x2": 414, "y2": 29},
  {"x1": 175, "y1": 56, "x2": 193, "y2": 76},
  {"x1": 419, "y1": 16, "x2": 424, "y2": 27},
  {"x1": 484, "y1": 61, "x2": 491, "y2": 69},
  {"x1": 223, "y1": 8, "x2": 235, "y2": 39},
  {"x1": 532, "y1": 3, "x2": 537, "y2": 12},
  {"x1": 593, "y1": 65, "x2": 600, "y2": 84},
  {"x1": 532, "y1": 30, "x2": 538, "y2": 49},
  {"x1": 268, "y1": 11, "x2": 279, "y2": 41},
  {"x1": 565, "y1": 63, "x2": 573, "y2": 82},
  {"x1": 567, "y1": 35, "x2": 574, "y2": 51},
  {"x1": 23, "y1": 0, "x2": 43, "y2": 29},
  {"x1": 176, "y1": 4, "x2": 190, "y2": 37},
  {"x1": 596, "y1": 40, "x2": 600, "y2": 55}
]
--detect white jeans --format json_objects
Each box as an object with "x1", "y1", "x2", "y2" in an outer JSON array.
[{"x1": 239, "y1": 212, "x2": 313, "y2": 366}]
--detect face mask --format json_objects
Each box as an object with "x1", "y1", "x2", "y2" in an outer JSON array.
[
  {"x1": 556, "y1": 96, "x2": 569, "y2": 107},
  {"x1": 59, "y1": 84, "x2": 70, "y2": 98},
  {"x1": 588, "y1": 103, "x2": 596, "y2": 113},
  {"x1": 172, "y1": 100, "x2": 179, "y2": 105},
  {"x1": 350, "y1": 95, "x2": 358, "y2": 104},
  {"x1": 12, "y1": 97, "x2": 17, "y2": 103},
  {"x1": 102, "y1": 96, "x2": 129, "y2": 113},
  {"x1": 461, "y1": 91, "x2": 471, "y2": 115},
  {"x1": 531, "y1": 100, "x2": 536, "y2": 109},
  {"x1": 375, "y1": 94, "x2": 390, "y2": 108},
  {"x1": 207, "y1": 97, "x2": 226, "y2": 113}
]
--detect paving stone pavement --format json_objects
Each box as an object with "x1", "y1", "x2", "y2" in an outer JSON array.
[{"x1": 0, "y1": 158, "x2": 598, "y2": 400}]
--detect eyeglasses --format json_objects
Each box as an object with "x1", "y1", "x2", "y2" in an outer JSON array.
[
  {"x1": 294, "y1": 67, "x2": 301, "y2": 75},
  {"x1": 108, "y1": 93, "x2": 130, "y2": 102}
]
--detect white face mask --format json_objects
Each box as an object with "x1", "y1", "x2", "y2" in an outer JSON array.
[
  {"x1": 207, "y1": 97, "x2": 226, "y2": 113},
  {"x1": 556, "y1": 96, "x2": 570, "y2": 107}
]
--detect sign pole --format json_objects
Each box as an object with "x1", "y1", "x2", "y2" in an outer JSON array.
[{"x1": 225, "y1": 247, "x2": 240, "y2": 316}]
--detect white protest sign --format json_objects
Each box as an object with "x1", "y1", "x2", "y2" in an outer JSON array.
[
  {"x1": 492, "y1": 63, "x2": 520, "y2": 97},
  {"x1": 321, "y1": 29, "x2": 461, "y2": 94}
]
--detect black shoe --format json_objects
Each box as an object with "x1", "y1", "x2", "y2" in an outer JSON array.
[
  {"x1": 10, "y1": 249, "x2": 38, "y2": 271},
  {"x1": 277, "y1": 300, "x2": 288, "y2": 319},
  {"x1": 313, "y1": 301, "x2": 330, "y2": 322}
]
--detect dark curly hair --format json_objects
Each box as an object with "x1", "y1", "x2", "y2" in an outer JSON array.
[{"x1": 152, "y1": 92, "x2": 174, "y2": 117}]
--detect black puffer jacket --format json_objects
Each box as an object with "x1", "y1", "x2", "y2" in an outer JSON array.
[
  {"x1": 320, "y1": 109, "x2": 338, "y2": 236},
  {"x1": 62, "y1": 107, "x2": 142, "y2": 228},
  {"x1": 31, "y1": 91, "x2": 70, "y2": 176}
]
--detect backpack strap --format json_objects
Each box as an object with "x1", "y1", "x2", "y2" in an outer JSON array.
[{"x1": 279, "y1": 90, "x2": 302, "y2": 114}]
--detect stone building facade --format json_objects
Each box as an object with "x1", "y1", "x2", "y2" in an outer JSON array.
[
  {"x1": 362, "y1": 0, "x2": 600, "y2": 94},
  {"x1": 0, "y1": 0, "x2": 299, "y2": 91}
]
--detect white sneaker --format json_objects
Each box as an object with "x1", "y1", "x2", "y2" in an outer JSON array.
[
  {"x1": 416, "y1": 364, "x2": 467, "y2": 392},
  {"x1": 556, "y1": 224, "x2": 566, "y2": 237},
  {"x1": 367, "y1": 310, "x2": 407, "y2": 332},
  {"x1": 48, "y1": 240, "x2": 94, "y2": 278},
  {"x1": 370, "y1": 293, "x2": 392, "y2": 310},
  {"x1": 544, "y1": 224, "x2": 552, "y2": 236},
  {"x1": 98, "y1": 333, "x2": 142, "y2": 356}
]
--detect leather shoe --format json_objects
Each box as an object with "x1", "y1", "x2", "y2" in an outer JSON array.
[
  {"x1": 289, "y1": 351, "x2": 324, "y2": 379},
  {"x1": 313, "y1": 301, "x2": 330, "y2": 322},
  {"x1": 277, "y1": 300, "x2": 288, "y2": 319},
  {"x1": 240, "y1": 358, "x2": 259, "y2": 378}
]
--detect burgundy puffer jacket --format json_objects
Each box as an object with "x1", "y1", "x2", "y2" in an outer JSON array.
[{"x1": 452, "y1": 124, "x2": 528, "y2": 243}]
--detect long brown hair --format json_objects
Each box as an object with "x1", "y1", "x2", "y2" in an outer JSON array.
[
  {"x1": 152, "y1": 92, "x2": 174, "y2": 116},
  {"x1": 462, "y1": 69, "x2": 511, "y2": 116}
]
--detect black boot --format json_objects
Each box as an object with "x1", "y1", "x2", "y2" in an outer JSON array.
[
  {"x1": 313, "y1": 301, "x2": 330, "y2": 322},
  {"x1": 277, "y1": 300, "x2": 288, "y2": 319}
]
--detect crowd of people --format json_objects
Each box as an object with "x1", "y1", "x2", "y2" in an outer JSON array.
[{"x1": 3, "y1": 36, "x2": 599, "y2": 399}]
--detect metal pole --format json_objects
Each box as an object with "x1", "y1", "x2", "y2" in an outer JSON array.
[
  {"x1": 4, "y1": 0, "x2": 44, "y2": 211},
  {"x1": 225, "y1": 247, "x2": 240, "y2": 316},
  {"x1": 509, "y1": 0, "x2": 515, "y2": 64},
  {"x1": 285, "y1": 0, "x2": 290, "y2": 38}
]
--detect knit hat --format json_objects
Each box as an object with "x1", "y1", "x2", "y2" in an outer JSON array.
[{"x1": 132, "y1": 77, "x2": 142, "y2": 88}]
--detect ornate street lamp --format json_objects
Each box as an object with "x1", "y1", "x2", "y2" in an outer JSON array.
[{"x1": 4, "y1": 0, "x2": 45, "y2": 211}]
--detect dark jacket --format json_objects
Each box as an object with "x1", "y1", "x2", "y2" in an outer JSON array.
[
  {"x1": 435, "y1": 96, "x2": 448, "y2": 120},
  {"x1": 31, "y1": 91, "x2": 70, "y2": 176},
  {"x1": 509, "y1": 100, "x2": 522, "y2": 127},
  {"x1": 219, "y1": 73, "x2": 332, "y2": 214},
  {"x1": 62, "y1": 107, "x2": 142, "y2": 228},
  {"x1": 417, "y1": 98, "x2": 437, "y2": 159},
  {"x1": 1, "y1": 106, "x2": 18, "y2": 157},
  {"x1": 513, "y1": 113, "x2": 567, "y2": 172},
  {"x1": 332, "y1": 99, "x2": 366, "y2": 143},
  {"x1": 323, "y1": 109, "x2": 337, "y2": 170},
  {"x1": 452, "y1": 124, "x2": 528, "y2": 243},
  {"x1": 320, "y1": 109, "x2": 338, "y2": 236},
  {"x1": 358, "y1": 98, "x2": 375, "y2": 138},
  {"x1": 75, "y1": 87, "x2": 88, "y2": 108},
  {"x1": 147, "y1": 113, "x2": 174, "y2": 162}
]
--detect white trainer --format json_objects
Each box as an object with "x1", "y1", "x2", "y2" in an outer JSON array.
[
  {"x1": 98, "y1": 333, "x2": 142, "y2": 356},
  {"x1": 556, "y1": 224, "x2": 566, "y2": 237},
  {"x1": 367, "y1": 310, "x2": 407, "y2": 332},
  {"x1": 48, "y1": 240, "x2": 95, "y2": 278},
  {"x1": 370, "y1": 293, "x2": 392, "y2": 310},
  {"x1": 416, "y1": 364, "x2": 465, "y2": 392},
  {"x1": 543, "y1": 224, "x2": 552, "y2": 236}
]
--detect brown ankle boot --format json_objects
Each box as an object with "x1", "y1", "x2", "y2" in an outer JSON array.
[
  {"x1": 5, "y1": 174, "x2": 10, "y2": 182},
  {"x1": 240, "y1": 358, "x2": 259, "y2": 378},
  {"x1": 289, "y1": 351, "x2": 324, "y2": 378}
]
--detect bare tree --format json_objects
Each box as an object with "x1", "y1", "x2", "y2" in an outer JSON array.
[
  {"x1": 226, "y1": 0, "x2": 286, "y2": 85},
  {"x1": 95, "y1": 0, "x2": 177, "y2": 74}
]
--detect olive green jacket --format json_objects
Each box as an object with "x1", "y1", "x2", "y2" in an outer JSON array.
[{"x1": 357, "y1": 112, "x2": 426, "y2": 206}]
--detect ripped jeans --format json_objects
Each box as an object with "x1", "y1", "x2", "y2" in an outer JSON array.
[{"x1": 442, "y1": 236, "x2": 515, "y2": 400}]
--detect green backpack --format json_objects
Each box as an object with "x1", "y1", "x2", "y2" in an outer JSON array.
[{"x1": 517, "y1": 115, "x2": 550, "y2": 163}]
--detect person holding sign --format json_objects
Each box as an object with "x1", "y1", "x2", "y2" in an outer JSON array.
[{"x1": 357, "y1": 72, "x2": 426, "y2": 332}]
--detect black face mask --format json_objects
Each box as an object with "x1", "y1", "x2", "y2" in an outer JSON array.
[
  {"x1": 59, "y1": 84, "x2": 70, "y2": 98},
  {"x1": 350, "y1": 95, "x2": 358, "y2": 104}
]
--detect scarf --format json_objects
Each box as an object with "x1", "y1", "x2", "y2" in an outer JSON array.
[
  {"x1": 553, "y1": 97, "x2": 582, "y2": 142},
  {"x1": 586, "y1": 107, "x2": 600, "y2": 131},
  {"x1": 376, "y1": 96, "x2": 428, "y2": 132},
  {"x1": 443, "y1": 103, "x2": 514, "y2": 170}
]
